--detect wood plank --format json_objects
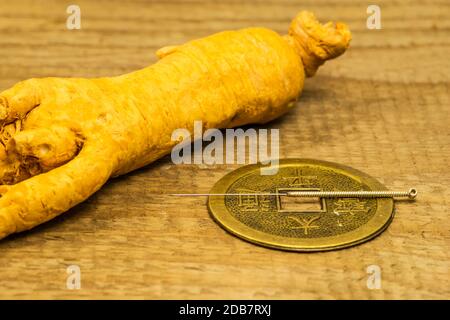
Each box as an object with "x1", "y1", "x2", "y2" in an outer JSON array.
[{"x1": 0, "y1": 0, "x2": 448, "y2": 299}]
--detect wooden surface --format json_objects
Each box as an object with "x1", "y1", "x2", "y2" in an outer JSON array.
[{"x1": 0, "y1": 0, "x2": 449, "y2": 299}]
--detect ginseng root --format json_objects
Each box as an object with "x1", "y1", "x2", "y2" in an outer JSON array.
[{"x1": 0, "y1": 11, "x2": 351, "y2": 239}]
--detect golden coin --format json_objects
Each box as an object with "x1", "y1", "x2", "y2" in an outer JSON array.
[{"x1": 207, "y1": 159, "x2": 394, "y2": 251}]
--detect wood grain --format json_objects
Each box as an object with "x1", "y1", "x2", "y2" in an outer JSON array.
[{"x1": 0, "y1": 0, "x2": 448, "y2": 299}]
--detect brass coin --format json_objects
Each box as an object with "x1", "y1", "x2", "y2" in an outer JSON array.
[{"x1": 207, "y1": 159, "x2": 394, "y2": 252}]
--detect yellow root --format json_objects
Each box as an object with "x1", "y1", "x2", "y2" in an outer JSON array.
[{"x1": 0, "y1": 11, "x2": 350, "y2": 239}]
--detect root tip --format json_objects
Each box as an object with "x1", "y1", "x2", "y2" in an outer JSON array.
[{"x1": 288, "y1": 11, "x2": 352, "y2": 76}]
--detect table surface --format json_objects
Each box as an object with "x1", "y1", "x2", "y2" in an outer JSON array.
[{"x1": 0, "y1": 0, "x2": 448, "y2": 299}]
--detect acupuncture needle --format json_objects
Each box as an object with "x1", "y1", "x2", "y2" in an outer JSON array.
[{"x1": 171, "y1": 188, "x2": 417, "y2": 200}]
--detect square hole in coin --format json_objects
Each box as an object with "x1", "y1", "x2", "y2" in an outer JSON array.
[{"x1": 279, "y1": 195, "x2": 322, "y2": 212}]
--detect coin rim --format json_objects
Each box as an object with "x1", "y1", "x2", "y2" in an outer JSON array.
[{"x1": 207, "y1": 159, "x2": 394, "y2": 252}]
